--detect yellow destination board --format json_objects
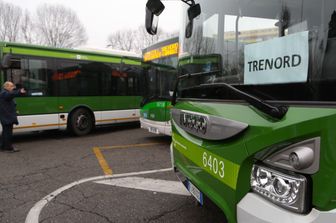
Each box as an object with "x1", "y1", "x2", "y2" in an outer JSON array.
[{"x1": 144, "y1": 42, "x2": 179, "y2": 62}]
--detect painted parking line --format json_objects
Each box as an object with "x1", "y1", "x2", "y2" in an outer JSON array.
[
  {"x1": 25, "y1": 168, "x2": 173, "y2": 223},
  {"x1": 95, "y1": 176, "x2": 190, "y2": 196},
  {"x1": 93, "y1": 142, "x2": 166, "y2": 175},
  {"x1": 93, "y1": 147, "x2": 113, "y2": 175},
  {"x1": 26, "y1": 142, "x2": 173, "y2": 223}
]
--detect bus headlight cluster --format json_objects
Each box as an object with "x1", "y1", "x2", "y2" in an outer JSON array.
[{"x1": 251, "y1": 164, "x2": 309, "y2": 213}]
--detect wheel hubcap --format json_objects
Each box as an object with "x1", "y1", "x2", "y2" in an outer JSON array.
[{"x1": 76, "y1": 114, "x2": 89, "y2": 130}]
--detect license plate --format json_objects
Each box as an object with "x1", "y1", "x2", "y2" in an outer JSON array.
[
  {"x1": 148, "y1": 127, "x2": 159, "y2": 134},
  {"x1": 188, "y1": 181, "x2": 203, "y2": 205}
]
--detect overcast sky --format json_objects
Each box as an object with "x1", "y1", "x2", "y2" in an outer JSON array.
[{"x1": 9, "y1": 0, "x2": 182, "y2": 48}]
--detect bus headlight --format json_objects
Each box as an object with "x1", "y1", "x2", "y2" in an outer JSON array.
[{"x1": 251, "y1": 164, "x2": 309, "y2": 213}]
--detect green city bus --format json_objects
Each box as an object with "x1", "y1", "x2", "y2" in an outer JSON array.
[
  {"x1": 146, "y1": 0, "x2": 336, "y2": 222},
  {"x1": 140, "y1": 37, "x2": 178, "y2": 135},
  {"x1": 0, "y1": 42, "x2": 143, "y2": 136}
]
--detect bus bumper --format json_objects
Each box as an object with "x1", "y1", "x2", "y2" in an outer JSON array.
[
  {"x1": 140, "y1": 118, "x2": 171, "y2": 136},
  {"x1": 237, "y1": 193, "x2": 336, "y2": 223}
]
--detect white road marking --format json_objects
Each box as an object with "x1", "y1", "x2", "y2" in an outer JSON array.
[
  {"x1": 25, "y1": 168, "x2": 173, "y2": 223},
  {"x1": 95, "y1": 177, "x2": 190, "y2": 196}
]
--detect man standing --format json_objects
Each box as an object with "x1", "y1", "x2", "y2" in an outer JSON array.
[{"x1": 0, "y1": 81, "x2": 26, "y2": 153}]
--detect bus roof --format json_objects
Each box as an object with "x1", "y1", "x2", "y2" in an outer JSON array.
[
  {"x1": 142, "y1": 36, "x2": 179, "y2": 54},
  {"x1": 76, "y1": 46, "x2": 141, "y2": 58},
  {"x1": 0, "y1": 41, "x2": 142, "y2": 65}
]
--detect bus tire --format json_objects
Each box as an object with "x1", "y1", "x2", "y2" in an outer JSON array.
[{"x1": 68, "y1": 108, "x2": 94, "y2": 136}]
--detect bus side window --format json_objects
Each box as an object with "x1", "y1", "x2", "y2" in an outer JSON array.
[
  {"x1": 101, "y1": 63, "x2": 113, "y2": 96},
  {"x1": 111, "y1": 67, "x2": 127, "y2": 96},
  {"x1": 26, "y1": 58, "x2": 54, "y2": 97},
  {"x1": 125, "y1": 67, "x2": 142, "y2": 96},
  {"x1": 79, "y1": 62, "x2": 101, "y2": 96},
  {"x1": 6, "y1": 57, "x2": 27, "y2": 90},
  {"x1": 57, "y1": 60, "x2": 81, "y2": 96},
  {"x1": 6, "y1": 57, "x2": 54, "y2": 97}
]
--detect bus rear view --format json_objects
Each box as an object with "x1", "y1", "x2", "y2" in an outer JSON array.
[{"x1": 146, "y1": 0, "x2": 336, "y2": 222}]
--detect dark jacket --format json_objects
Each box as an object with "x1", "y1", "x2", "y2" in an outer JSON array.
[{"x1": 0, "y1": 89, "x2": 21, "y2": 125}]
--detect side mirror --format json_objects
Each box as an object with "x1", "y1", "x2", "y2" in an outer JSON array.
[
  {"x1": 145, "y1": 0, "x2": 165, "y2": 35},
  {"x1": 146, "y1": 8, "x2": 159, "y2": 35},
  {"x1": 185, "y1": 4, "x2": 201, "y2": 38},
  {"x1": 1, "y1": 53, "x2": 13, "y2": 70},
  {"x1": 188, "y1": 4, "x2": 201, "y2": 21}
]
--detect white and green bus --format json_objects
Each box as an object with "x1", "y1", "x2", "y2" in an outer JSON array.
[
  {"x1": 140, "y1": 37, "x2": 178, "y2": 136},
  {"x1": 146, "y1": 0, "x2": 336, "y2": 222},
  {"x1": 0, "y1": 42, "x2": 143, "y2": 136}
]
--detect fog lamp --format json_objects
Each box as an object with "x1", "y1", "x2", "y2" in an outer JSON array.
[
  {"x1": 251, "y1": 164, "x2": 309, "y2": 213},
  {"x1": 289, "y1": 146, "x2": 314, "y2": 170}
]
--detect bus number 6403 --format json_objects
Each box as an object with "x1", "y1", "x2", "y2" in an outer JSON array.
[{"x1": 202, "y1": 152, "x2": 225, "y2": 178}]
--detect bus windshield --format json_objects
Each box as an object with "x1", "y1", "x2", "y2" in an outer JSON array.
[
  {"x1": 179, "y1": 0, "x2": 336, "y2": 103},
  {"x1": 142, "y1": 37, "x2": 178, "y2": 103},
  {"x1": 146, "y1": 64, "x2": 176, "y2": 100}
]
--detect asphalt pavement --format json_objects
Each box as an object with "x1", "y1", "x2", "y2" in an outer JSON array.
[{"x1": 0, "y1": 123, "x2": 226, "y2": 223}]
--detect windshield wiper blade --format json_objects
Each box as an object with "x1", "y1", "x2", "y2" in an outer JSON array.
[
  {"x1": 202, "y1": 83, "x2": 288, "y2": 119},
  {"x1": 179, "y1": 70, "x2": 221, "y2": 80},
  {"x1": 172, "y1": 80, "x2": 288, "y2": 120}
]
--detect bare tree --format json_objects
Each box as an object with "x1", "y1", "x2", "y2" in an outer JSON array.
[
  {"x1": 20, "y1": 10, "x2": 41, "y2": 44},
  {"x1": 35, "y1": 4, "x2": 87, "y2": 48},
  {"x1": 0, "y1": 0, "x2": 22, "y2": 42},
  {"x1": 107, "y1": 29, "x2": 136, "y2": 51},
  {"x1": 136, "y1": 26, "x2": 161, "y2": 49},
  {"x1": 184, "y1": 27, "x2": 216, "y2": 55},
  {"x1": 107, "y1": 25, "x2": 176, "y2": 53}
]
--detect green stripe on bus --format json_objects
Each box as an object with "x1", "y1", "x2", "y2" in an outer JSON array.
[
  {"x1": 2, "y1": 47, "x2": 141, "y2": 65},
  {"x1": 172, "y1": 133, "x2": 240, "y2": 190},
  {"x1": 4, "y1": 47, "x2": 119, "y2": 64}
]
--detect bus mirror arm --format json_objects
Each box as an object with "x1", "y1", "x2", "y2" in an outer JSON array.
[{"x1": 185, "y1": 20, "x2": 194, "y2": 38}]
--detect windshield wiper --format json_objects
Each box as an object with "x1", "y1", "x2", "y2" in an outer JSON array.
[
  {"x1": 172, "y1": 72, "x2": 288, "y2": 120},
  {"x1": 178, "y1": 70, "x2": 220, "y2": 80}
]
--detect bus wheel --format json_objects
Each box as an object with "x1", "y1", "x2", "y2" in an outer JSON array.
[{"x1": 69, "y1": 108, "x2": 94, "y2": 136}]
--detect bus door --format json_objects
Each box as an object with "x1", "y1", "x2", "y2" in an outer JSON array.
[
  {"x1": 144, "y1": 67, "x2": 163, "y2": 122},
  {"x1": 100, "y1": 63, "x2": 140, "y2": 124},
  {"x1": 158, "y1": 67, "x2": 176, "y2": 122},
  {"x1": 125, "y1": 65, "x2": 144, "y2": 118}
]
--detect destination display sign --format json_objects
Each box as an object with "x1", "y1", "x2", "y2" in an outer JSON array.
[
  {"x1": 244, "y1": 31, "x2": 309, "y2": 85},
  {"x1": 143, "y1": 42, "x2": 179, "y2": 62}
]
